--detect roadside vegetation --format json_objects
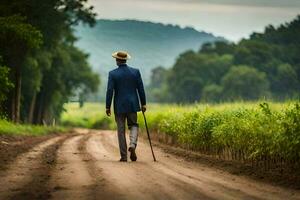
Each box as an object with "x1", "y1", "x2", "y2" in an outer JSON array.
[
  {"x1": 0, "y1": 119, "x2": 66, "y2": 136},
  {"x1": 0, "y1": 1, "x2": 99, "y2": 125},
  {"x1": 138, "y1": 102, "x2": 300, "y2": 171},
  {"x1": 61, "y1": 103, "x2": 115, "y2": 129}
]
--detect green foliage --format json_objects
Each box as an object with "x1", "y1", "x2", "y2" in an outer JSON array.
[
  {"x1": 273, "y1": 63, "x2": 300, "y2": 98},
  {"x1": 280, "y1": 103, "x2": 300, "y2": 160},
  {"x1": 151, "y1": 16, "x2": 300, "y2": 103},
  {"x1": 0, "y1": 0, "x2": 96, "y2": 46},
  {"x1": 0, "y1": 15, "x2": 43, "y2": 122},
  {"x1": 200, "y1": 41, "x2": 236, "y2": 55},
  {"x1": 0, "y1": 119, "x2": 66, "y2": 136},
  {"x1": 201, "y1": 84, "x2": 223, "y2": 102},
  {"x1": 167, "y1": 53, "x2": 233, "y2": 102},
  {"x1": 221, "y1": 65, "x2": 270, "y2": 100},
  {"x1": 0, "y1": 15, "x2": 43, "y2": 50},
  {"x1": 36, "y1": 44, "x2": 100, "y2": 122},
  {"x1": 0, "y1": 65, "x2": 13, "y2": 105},
  {"x1": 138, "y1": 102, "x2": 300, "y2": 164},
  {"x1": 0, "y1": 0, "x2": 99, "y2": 123}
]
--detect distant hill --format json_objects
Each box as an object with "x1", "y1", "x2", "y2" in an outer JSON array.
[{"x1": 74, "y1": 19, "x2": 225, "y2": 100}]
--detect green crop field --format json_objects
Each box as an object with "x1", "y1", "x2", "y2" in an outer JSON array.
[
  {"x1": 61, "y1": 102, "x2": 114, "y2": 129},
  {"x1": 62, "y1": 101, "x2": 300, "y2": 171}
]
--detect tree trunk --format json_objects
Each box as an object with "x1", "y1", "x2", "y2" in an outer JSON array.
[
  {"x1": 11, "y1": 91, "x2": 16, "y2": 122},
  {"x1": 36, "y1": 96, "x2": 42, "y2": 124},
  {"x1": 34, "y1": 91, "x2": 44, "y2": 124},
  {"x1": 10, "y1": 69, "x2": 21, "y2": 123},
  {"x1": 14, "y1": 67, "x2": 21, "y2": 123},
  {"x1": 28, "y1": 92, "x2": 37, "y2": 124}
]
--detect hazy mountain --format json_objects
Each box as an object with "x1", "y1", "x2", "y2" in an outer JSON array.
[{"x1": 74, "y1": 19, "x2": 225, "y2": 100}]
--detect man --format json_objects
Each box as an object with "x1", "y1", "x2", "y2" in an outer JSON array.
[{"x1": 106, "y1": 51, "x2": 146, "y2": 162}]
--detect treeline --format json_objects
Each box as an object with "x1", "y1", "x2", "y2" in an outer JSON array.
[
  {"x1": 0, "y1": 0, "x2": 99, "y2": 124},
  {"x1": 148, "y1": 16, "x2": 300, "y2": 103}
]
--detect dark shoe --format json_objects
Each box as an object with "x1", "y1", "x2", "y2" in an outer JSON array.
[
  {"x1": 128, "y1": 147, "x2": 137, "y2": 161},
  {"x1": 119, "y1": 158, "x2": 127, "y2": 162}
]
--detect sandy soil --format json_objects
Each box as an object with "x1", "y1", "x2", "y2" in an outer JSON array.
[{"x1": 0, "y1": 129, "x2": 299, "y2": 200}]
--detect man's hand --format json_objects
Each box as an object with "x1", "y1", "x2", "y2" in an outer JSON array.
[
  {"x1": 142, "y1": 105, "x2": 146, "y2": 113},
  {"x1": 106, "y1": 108, "x2": 111, "y2": 116}
]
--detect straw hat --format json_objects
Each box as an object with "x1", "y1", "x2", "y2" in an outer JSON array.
[{"x1": 112, "y1": 51, "x2": 131, "y2": 60}]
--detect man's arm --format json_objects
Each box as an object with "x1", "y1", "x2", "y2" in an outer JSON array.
[
  {"x1": 106, "y1": 72, "x2": 114, "y2": 116},
  {"x1": 136, "y1": 70, "x2": 146, "y2": 112}
]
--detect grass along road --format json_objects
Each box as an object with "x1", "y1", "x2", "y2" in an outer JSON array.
[{"x1": 0, "y1": 129, "x2": 299, "y2": 200}]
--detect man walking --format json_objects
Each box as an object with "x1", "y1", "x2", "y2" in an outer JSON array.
[{"x1": 106, "y1": 51, "x2": 146, "y2": 162}]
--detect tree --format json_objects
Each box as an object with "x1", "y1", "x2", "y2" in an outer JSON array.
[
  {"x1": 0, "y1": 15, "x2": 42, "y2": 122},
  {"x1": 175, "y1": 77, "x2": 203, "y2": 103},
  {"x1": 0, "y1": 63, "x2": 14, "y2": 114},
  {"x1": 0, "y1": 0, "x2": 96, "y2": 47},
  {"x1": 147, "y1": 66, "x2": 169, "y2": 102},
  {"x1": 200, "y1": 41, "x2": 235, "y2": 55},
  {"x1": 153, "y1": 15, "x2": 300, "y2": 103},
  {"x1": 0, "y1": 0, "x2": 99, "y2": 124},
  {"x1": 149, "y1": 66, "x2": 167, "y2": 89},
  {"x1": 221, "y1": 66, "x2": 270, "y2": 100},
  {"x1": 201, "y1": 84, "x2": 223, "y2": 102},
  {"x1": 21, "y1": 53, "x2": 48, "y2": 123},
  {"x1": 167, "y1": 51, "x2": 232, "y2": 103},
  {"x1": 33, "y1": 44, "x2": 99, "y2": 124},
  {"x1": 273, "y1": 63, "x2": 300, "y2": 98}
]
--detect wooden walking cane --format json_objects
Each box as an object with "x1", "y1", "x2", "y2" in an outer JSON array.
[{"x1": 142, "y1": 111, "x2": 157, "y2": 162}]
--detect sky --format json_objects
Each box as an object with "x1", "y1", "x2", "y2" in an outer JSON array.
[{"x1": 88, "y1": 0, "x2": 300, "y2": 42}]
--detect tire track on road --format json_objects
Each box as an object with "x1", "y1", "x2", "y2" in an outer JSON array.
[
  {"x1": 9, "y1": 136, "x2": 70, "y2": 200},
  {"x1": 0, "y1": 136, "x2": 65, "y2": 200},
  {"x1": 77, "y1": 133, "x2": 122, "y2": 200},
  {"x1": 49, "y1": 134, "x2": 100, "y2": 200}
]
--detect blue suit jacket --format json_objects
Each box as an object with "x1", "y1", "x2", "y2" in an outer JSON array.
[{"x1": 106, "y1": 64, "x2": 146, "y2": 114}]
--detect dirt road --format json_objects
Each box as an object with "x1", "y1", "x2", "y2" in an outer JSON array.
[{"x1": 0, "y1": 129, "x2": 299, "y2": 200}]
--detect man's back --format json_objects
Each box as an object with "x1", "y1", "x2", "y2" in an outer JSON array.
[{"x1": 106, "y1": 64, "x2": 146, "y2": 114}]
